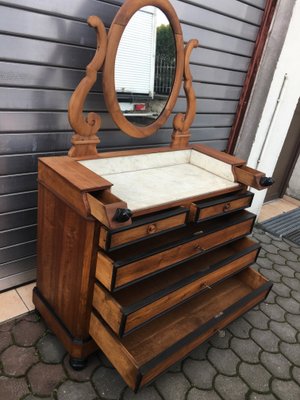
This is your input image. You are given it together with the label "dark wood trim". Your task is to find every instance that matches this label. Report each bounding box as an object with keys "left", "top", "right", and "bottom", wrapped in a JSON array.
[{"left": 226, "top": 0, "right": 278, "bottom": 154}]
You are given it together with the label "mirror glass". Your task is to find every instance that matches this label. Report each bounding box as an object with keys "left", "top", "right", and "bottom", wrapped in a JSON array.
[{"left": 114, "top": 6, "right": 176, "bottom": 126}]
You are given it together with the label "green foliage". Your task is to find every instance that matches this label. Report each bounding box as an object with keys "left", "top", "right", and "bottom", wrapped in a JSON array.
[{"left": 156, "top": 24, "right": 175, "bottom": 61}]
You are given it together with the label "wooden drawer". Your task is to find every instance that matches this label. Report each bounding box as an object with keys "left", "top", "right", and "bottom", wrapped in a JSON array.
[
  {"left": 99, "top": 207, "right": 188, "bottom": 251},
  {"left": 95, "top": 211, "right": 255, "bottom": 291},
  {"left": 90, "top": 267, "right": 272, "bottom": 391},
  {"left": 190, "top": 191, "right": 254, "bottom": 222},
  {"left": 93, "top": 237, "right": 260, "bottom": 336}
]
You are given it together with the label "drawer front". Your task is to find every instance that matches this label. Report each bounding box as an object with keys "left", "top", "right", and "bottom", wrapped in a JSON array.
[
  {"left": 95, "top": 213, "right": 255, "bottom": 291},
  {"left": 191, "top": 191, "right": 253, "bottom": 222},
  {"left": 93, "top": 238, "right": 260, "bottom": 336},
  {"left": 89, "top": 268, "right": 272, "bottom": 391},
  {"left": 99, "top": 207, "right": 188, "bottom": 251}
]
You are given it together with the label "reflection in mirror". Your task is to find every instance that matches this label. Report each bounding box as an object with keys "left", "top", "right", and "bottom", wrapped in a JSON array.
[{"left": 115, "top": 6, "right": 176, "bottom": 126}]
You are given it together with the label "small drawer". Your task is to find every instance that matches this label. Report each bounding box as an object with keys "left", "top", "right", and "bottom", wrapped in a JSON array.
[
  {"left": 99, "top": 207, "right": 188, "bottom": 251},
  {"left": 95, "top": 211, "right": 256, "bottom": 292},
  {"left": 92, "top": 237, "right": 260, "bottom": 336},
  {"left": 190, "top": 191, "right": 254, "bottom": 222},
  {"left": 90, "top": 267, "right": 272, "bottom": 391}
]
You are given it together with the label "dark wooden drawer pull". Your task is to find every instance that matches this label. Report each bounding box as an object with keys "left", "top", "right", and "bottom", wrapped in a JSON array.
[
  {"left": 147, "top": 224, "right": 157, "bottom": 234},
  {"left": 223, "top": 203, "right": 231, "bottom": 212}
]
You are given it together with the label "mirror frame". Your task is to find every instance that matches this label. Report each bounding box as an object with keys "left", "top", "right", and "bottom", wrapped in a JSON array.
[{"left": 103, "top": 0, "right": 184, "bottom": 138}]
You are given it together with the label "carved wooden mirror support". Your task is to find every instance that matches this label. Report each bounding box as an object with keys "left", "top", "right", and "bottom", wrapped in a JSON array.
[{"left": 67, "top": 0, "right": 198, "bottom": 157}]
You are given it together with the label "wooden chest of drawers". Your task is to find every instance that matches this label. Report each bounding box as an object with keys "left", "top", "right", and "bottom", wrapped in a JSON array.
[{"left": 33, "top": 147, "right": 272, "bottom": 391}]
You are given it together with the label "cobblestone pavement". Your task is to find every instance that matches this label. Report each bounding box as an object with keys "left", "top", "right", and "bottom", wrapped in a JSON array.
[{"left": 1, "top": 228, "right": 300, "bottom": 400}]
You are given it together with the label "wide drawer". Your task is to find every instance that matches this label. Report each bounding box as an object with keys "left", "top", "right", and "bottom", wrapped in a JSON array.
[
  {"left": 99, "top": 207, "right": 188, "bottom": 251},
  {"left": 190, "top": 191, "right": 254, "bottom": 222},
  {"left": 93, "top": 237, "right": 260, "bottom": 336},
  {"left": 90, "top": 267, "right": 272, "bottom": 391},
  {"left": 95, "top": 211, "right": 256, "bottom": 291}
]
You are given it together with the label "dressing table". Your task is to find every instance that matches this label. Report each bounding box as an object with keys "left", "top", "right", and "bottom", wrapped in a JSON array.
[{"left": 33, "top": 0, "right": 273, "bottom": 391}]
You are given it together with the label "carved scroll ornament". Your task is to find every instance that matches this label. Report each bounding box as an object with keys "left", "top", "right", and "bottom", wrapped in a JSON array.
[
  {"left": 68, "top": 16, "right": 107, "bottom": 158},
  {"left": 171, "top": 39, "right": 199, "bottom": 148}
]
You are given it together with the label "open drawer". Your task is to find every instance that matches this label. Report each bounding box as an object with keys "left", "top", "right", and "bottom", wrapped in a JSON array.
[
  {"left": 92, "top": 237, "right": 260, "bottom": 336},
  {"left": 90, "top": 267, "right": 272, "bottom": 391},
  {"left": 99, "top": 207, "right": 188, "bottom": 251},
  {"left": 190, "top": 191, "right": 254, "bottom": 222},
  {"left": 95, "top": 211, "right": 256, "bottom": 291}
]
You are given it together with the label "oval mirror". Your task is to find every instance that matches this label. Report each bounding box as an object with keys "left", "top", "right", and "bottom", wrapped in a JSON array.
[{"left": 103, "top": 0, "right": 184, "bottom": 138}]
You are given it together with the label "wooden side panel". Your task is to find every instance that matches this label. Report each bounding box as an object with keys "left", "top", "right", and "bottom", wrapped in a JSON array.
[
  {"left": 36, "top": 183, "right": 98, "bottom": 338},
  {"left": 115, "top": 218, "right": 254, "bottom": 289}
]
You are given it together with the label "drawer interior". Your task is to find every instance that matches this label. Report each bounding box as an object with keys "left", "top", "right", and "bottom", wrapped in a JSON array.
[{"left": 90, "top": 267, "right": 271, "bottom": 391}]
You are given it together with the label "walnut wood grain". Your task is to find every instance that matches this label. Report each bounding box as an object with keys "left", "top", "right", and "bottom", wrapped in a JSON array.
[
  {"left": 89, "top": 269, "right": 270, "bottom": 391},
  {"left": 234, "top": 165, "right": 269, "bottom": 190}
]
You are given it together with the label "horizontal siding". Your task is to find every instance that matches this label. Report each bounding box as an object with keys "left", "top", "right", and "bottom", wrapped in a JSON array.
[{"left": 0, "top": 0, "right": 266, "bottom": 290}]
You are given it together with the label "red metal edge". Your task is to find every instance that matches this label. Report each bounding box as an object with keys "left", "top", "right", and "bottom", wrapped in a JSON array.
[{"left": 226, "top": 0, "right": 278, "bottom": 155}]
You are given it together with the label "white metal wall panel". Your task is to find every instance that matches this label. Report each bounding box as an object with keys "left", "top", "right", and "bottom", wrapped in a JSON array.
[{"left": 0, "top": 0, "right": 266, "bottom": 290}]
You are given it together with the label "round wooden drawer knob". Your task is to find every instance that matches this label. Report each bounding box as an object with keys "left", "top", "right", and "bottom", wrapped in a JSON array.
[
  {"left": 223, "top": 202, "right": 231, "bottom": 212},
  {"left": 147, "top": 224, "right": 157, "bottom": 234}
]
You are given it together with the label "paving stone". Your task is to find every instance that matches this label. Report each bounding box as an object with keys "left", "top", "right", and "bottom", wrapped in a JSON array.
[
  {"left": 124, "top": 386, "right": 162, "bottom": 400},
  {"left": 249, "top": 393, "right": 277, "bottom": 400},
  {"left": 273, "top": 264, "right": 295, "bottom": 277},
  {"left": 265, "top": 290, "right": 276, "bottom": 304},
  {"left": 37, "top": 334, "right": 66, "bottom": 363},
  {"left": 261, "top": 243, "right": 279, "bottom": 254},
  {"left": 214, "top": 375, "right": 248, "bottom": 400},
  {"left": 256, "top": 257, "right": 273, "bottom": 270},
  {"left": 259, "top": 248, "right": 267, "bottom": 257},
  {"left": 0, "top": 331, "right": 12, "bottom": 353},
  {"left": 56, "top": 380, "right": 97, "bottom": 400},
  {"left": 260, "top": 303, "right": 285, "bottom": 322},
  {"left": 279, "top": 250, "right": 299, "bottom": 262},
  {"left": 290, "top": 246, "right": 300, "bottom": 256},
  {"left": 291, "top": 290, "right": 300, "bottom": 303},
  {"left": 261, "top": 268, "right": 282, "bottom": 282},
  {"left": 287, "top": 260, "right": 300, "bottom": 273},
  {"left": 253, "top": 231, "right": 272, "bottom": 244},
  {"left": 269, "top": 320, "right": 298, "bottom": 343},
  {"left": 239, "top": 363, "right": 271, "bottom": 392},
  {"left": 227, "top": 317, "right": 252, "bottom": 339},
  {"left": 0, "top": 376, "right": 30, "bottom": 400},
  {"left": 272, "top": 240, "right": 291, "bottom": 251},
  {"left": 260, "top": 352, "right": 292, "bottom": 379},
  {"left": 276, "top": 296, "right": 300, "bottom": 314},
  {"left": 187, "top": 388, "right": 221, "bottom": 400},
  {"left": 244, "top": 309, "right": 269, "bottom": 329},
  {"left": 251, "top": 329, "right": 279, "bottom": 353},
  {"left": 267, "top": 253, "right": 286, "bottom": 265},
  {"left": 292, "top": 366, "right": 300, "bottom": 385},
  {"left": 231, "top": 337, "right": 261, "bottom": 363},
  {"left": 63, "top": 354, "right": 100, "bottom": 381},
  {"left": 156, "top": 373, "right": 190, "bottom": 400},
  {"left": 92, "top": 366, "right": 126, "bottom": 399},
  {"left": 189, "top": 340, "right": 210, "bottom": 360},
  {"left": 280, "top": 343, "right": 300, "bottom": 367},
  {"left": 272, "top": 379, "right": 300, "bottom": 400},
  {"left": 1, "top": 345, "right": 38, "bottom": 376},
  {"left": 0, "top": 319, "right": 15, "bottom": 332},
  {"left": 12, "top": 319, "right": 46, "bottom": 347},
  {"left": 296, "top": 272, "right": 300, "bottom": 279},
  {"left": 27, "top": 362, "right": 66, "bottom": 396},
  {"left": 207, "top": 348, "right": 239, "bottom": 376},
  {"left": 271, "top": 282, "right": 291, "bottom": 297},
  {"left": 23, "top": 396, "right": 53, "bottom": 400},
  {"left": 97, "top": 351, "right": 113, "bottom": 368},
  {"left": 286, "top": 314, "right": 300, "bottom": 330},
  {"left": 209, "top": 330, "right": 232, "bottom": 349},
  {"left": 282, "top": 276, "right": 300, "bottom": 291},
  {"left": 183, "top": 359, "right": 216, "bottom": 389}
]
